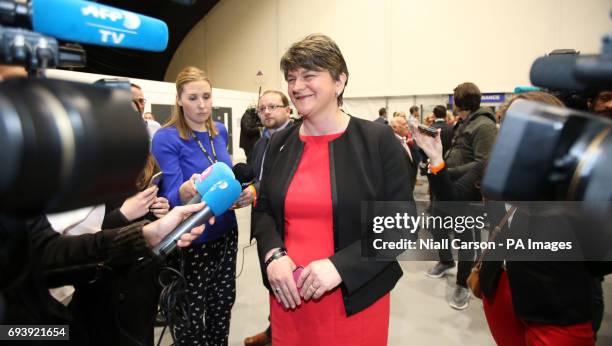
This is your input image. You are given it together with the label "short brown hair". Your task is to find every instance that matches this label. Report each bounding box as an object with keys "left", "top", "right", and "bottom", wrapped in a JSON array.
[
  {"left": 454, "top": 82, "right": 482, "bottom": 112},
  {"left": 164, "top": 66, "right": 218, "bottom": 140},
  {"left": 260, "top": 90, "right": 290, "bottom": 107},
  {"left": 433, "top": 105, "right": 447, "bottom": 119},
  {"left": 280, "top": 34, "right": 349, "bottom": 106}
]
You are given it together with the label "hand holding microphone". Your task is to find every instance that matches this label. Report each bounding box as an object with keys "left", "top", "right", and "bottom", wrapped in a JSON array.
[
  {"left": 153, "top": 162, "right": 241, "bottom": 256},
  {"left": 180, "top": 162, "right": 236, "bottom": 205},
  {"left": 179, "top": 173, "right": 201, "bottom": 205},
  {"left": 142, "top": 203, "right": 207, "bottom": 248},
  {"left": 233, "top": 187, "right": 255, "bottom": 209},
  {"left": 231, "top": 162, "right": 256, "bottom": 209}
]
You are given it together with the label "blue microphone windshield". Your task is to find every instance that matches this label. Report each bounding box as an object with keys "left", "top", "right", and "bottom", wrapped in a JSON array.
[
  {"left": 195, "top": 162, "right": 235, "bottom": 197},
  {"left": 31, "top": 0, "right": 169, "bottom": 52},
  {"left": 202, "top": 179, "right": 242, "bottom": 216},
  {"left": 513, "top": 86, "right": 541, "bottom": 94}
]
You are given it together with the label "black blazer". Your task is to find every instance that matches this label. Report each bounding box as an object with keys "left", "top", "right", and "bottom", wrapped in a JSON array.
[
  {"left": 252, "top": 116, "right": 416, "bottom": 316},
  {"left": 430, "top": 119, "right": 454, "bottom": 156}
]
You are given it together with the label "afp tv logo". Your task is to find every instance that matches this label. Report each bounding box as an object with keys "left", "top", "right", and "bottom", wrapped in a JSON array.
[{"left": 81, "top": 4, "right": 141, "bottom": 44}]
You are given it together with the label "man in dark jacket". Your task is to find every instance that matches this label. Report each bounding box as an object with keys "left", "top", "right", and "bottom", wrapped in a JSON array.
[
  {"left": 426, "top": 82, "right": 497, "bottom": 311},
  {"left": 374, "top": 107, "right": 388, "bottom": 125},
  {"left": 247, "top": 90, "right": 292, "bottom": 193},
  {"left": 429, "top": 105, "right": 454, "bottom": 156},
  {"left": 244, "top": 90, "right": 292, "bottom": 346},
  {"left": 445, "top": 84, "right": 497, "bottom": 182}
]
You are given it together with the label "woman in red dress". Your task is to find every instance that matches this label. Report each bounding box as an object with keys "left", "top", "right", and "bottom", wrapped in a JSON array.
[{"left": 252, "top": 34, "right": 416, "bottom": 345}]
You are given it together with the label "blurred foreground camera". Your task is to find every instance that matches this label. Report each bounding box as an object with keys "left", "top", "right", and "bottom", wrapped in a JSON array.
[
  {"left": 0, "top": 0, "right": 174, "bottom": 214},
  {"left": 482, "top": 100, "right": 612, "bottom": 201},
  {"left": 0, "top": 77, "right": 149, "bottom": 214}
]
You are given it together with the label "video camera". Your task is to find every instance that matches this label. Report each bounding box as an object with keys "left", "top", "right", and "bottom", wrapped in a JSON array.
[
  {"left": 0, "top": 0, "right": 174, "bottom": 214},
  {"left": 482, "top": 22, "right": 612, "bottom": 202}
]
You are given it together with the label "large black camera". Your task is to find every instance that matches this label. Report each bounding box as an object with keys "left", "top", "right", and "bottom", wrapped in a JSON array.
[
  {"left": 0, "top": 78, "right": 149, "bottom": 214},
  {"left": 482, "top": 27, "right": 612, "bottom": 202},
  {"left": 482, "top": 100, "right": 612, "bottom": 201},
  {"left": 0, "top": 0, "right": 182, "bottom": 326}
]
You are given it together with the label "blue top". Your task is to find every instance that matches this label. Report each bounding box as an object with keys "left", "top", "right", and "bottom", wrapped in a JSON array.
[{"left": 151, "top": 122, "right": 237, "bottom": 243}]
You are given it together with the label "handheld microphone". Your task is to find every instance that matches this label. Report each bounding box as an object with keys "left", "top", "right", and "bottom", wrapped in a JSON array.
[
  {"left": 153, "top": 178, "right": 242, "bottom": 257},
  {"left": 184, "top": 162, "right": 235, "bottom": 205},
  {"left": 31, "top": 0, "right": 169, "bottom": 52},
  {"left": 232, "top": 163, "right": 255, "bottom": 189}
]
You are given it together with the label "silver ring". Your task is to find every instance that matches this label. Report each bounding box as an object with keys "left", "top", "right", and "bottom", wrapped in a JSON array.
[{"left": 275, "top": 288, "right": 281, "bottom": 293}]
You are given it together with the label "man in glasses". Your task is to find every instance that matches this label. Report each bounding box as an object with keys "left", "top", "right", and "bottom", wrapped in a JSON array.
[
  {"left": 248, "top": 90, "right": 293, "bottom": 184},
  {"left": 244, "top": 90, "right": 292, "bottom": 346},
  {"left": 131, "top": 82, "right": 161, "bottom": 141}
]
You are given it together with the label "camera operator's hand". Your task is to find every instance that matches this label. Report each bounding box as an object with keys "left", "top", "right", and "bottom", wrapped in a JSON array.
[
  {"left": 120, "top": 186, "right": 158, "bottom": 222},
  {"left": 414, "top": 128, "right": 444, "bottom": 166},
  {"left": 150, "top": 197, "right": 170, "bottom": 219},
  {"left": 179, "top": 173, "right": 200, "bottom": 205},
  {"left": 142, "top": 202, "right": 213, "bottom": 248}
]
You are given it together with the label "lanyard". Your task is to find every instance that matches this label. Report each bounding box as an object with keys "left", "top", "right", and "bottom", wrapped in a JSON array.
[{"left": 192, "top": 132, "right": 218, "bottom": 165}]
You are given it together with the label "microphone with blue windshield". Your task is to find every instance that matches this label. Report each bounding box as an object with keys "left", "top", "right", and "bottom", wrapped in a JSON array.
[
  {"left": 30, "top": 0, "right": 169, "bottom": 52},
  {"left": 153, "top": 178, "right": 242, "bottom": 257},
  {"left": 184, "top": 162, "right": 235, "bottom": 205}
]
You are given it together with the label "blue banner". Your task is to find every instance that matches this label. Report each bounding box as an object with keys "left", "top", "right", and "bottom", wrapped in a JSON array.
[{"left": 449, "top": 93, "right": 506, "bottom": 105}]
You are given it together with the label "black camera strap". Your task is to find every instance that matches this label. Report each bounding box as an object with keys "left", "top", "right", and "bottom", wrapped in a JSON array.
[{"left": 192, "top": 132, "right": 218, "bottom": 165}]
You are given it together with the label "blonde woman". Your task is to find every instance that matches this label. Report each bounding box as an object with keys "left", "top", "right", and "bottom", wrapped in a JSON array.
[{"left": 152, "top": 66, "right": 252, "bottom": 345}]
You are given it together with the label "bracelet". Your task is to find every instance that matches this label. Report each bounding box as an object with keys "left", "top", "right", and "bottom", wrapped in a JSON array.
[
  {"left": 265, "top": 248, "right": 287, "bottom": 268},
  {"left": 247, "top": 184, "right": 257, "bottom": 207},
  {"left": 429, "top": 161, "right": 445, "bottom": 174}
]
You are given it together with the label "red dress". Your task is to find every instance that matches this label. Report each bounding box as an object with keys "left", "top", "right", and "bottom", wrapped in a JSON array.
[{"left": 270, "top": 132, "right": 390, "bottom": 346}]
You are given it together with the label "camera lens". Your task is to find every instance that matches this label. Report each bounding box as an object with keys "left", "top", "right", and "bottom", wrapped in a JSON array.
[
  {"left": 483, "top": 99, "right": 612, "bottom": 201},
  {"left": 0, "top": 78, "right": 149, "bottom": 214}
]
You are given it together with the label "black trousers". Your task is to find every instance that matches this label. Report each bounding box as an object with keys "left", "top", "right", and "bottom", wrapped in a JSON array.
[
  {"left": 430, "top": 206, "right": 480, "bottom": 287},
  {"left": 170, "top": 228, "right": 238, "bottom": 346}
]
